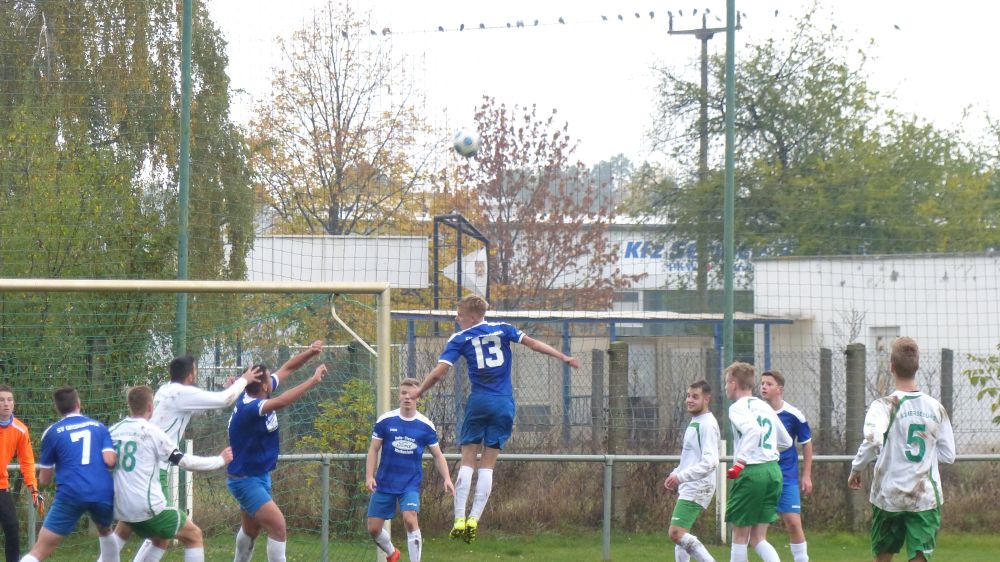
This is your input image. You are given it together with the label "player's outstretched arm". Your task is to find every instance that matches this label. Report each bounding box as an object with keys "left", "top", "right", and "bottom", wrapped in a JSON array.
[
  {"left": 261, "top": 363, "right": 327, "bottom": 414},
  {"left": 274, "top": 340, "right": 324, "bottom": 382},
  {"left": 415, "top": 363, "right": 450, "bottom": 400},
  {"left": 429, "top": 444, "right": 455, "bottom": 496},
  {"left": 183, "top": 365, "right": 263, "bottom": 411},
  {"left": 520, "top": 336, "right": 581, "bottom": 368},
  {"left": 365, "top": 438, "right": 382, "bottom": 493}
]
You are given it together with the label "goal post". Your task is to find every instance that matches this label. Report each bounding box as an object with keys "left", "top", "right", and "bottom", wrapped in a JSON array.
[
  {"left": 0, "top": 278, "right": 392, "bottom": 561},
  {"left": 0, "top": 278, "right": 393, "bottom": 414}
]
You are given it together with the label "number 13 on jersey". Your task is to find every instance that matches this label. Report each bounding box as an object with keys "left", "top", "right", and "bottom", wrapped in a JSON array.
[{"left": 471, "top": 335, "right": 504, "bottom": 369}]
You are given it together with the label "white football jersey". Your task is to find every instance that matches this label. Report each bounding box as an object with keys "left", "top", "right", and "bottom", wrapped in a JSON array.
[
  {"left": 851, "top": 390, "right": 956, "bottom": 512},
  {"left": 108, "top": 417, "right": 185, "bottom": 522},
  {"left": 151, "top": 379, "right": 247, "bottom": 450},
  {"left": 671, "top": 411, "right": 720, "bottom": 508},
  {"left": 729, "top": 396, "right": 792, "bottom": 465}
]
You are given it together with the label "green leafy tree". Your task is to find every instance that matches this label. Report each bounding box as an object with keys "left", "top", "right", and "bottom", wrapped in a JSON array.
[
  {"left": 0, "top": 1, "right": 255, "bottom": 407},
  {"left": 638, "top": 11, "right": 999, "bottom": 272}
]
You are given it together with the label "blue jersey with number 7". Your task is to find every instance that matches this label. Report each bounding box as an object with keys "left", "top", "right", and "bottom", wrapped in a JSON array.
[
  {"left": 38, "top": 414, "right": 115, "bottom": 504},
  {"left": 439, "top": 321, "right": 524, "bottom": 397}
]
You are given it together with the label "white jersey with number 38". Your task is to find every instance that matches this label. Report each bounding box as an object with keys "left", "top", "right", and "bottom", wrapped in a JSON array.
[{"left": 851, "top": 390, "right": 956, "bottom": 512}]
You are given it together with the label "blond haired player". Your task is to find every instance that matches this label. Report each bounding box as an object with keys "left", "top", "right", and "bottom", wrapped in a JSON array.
[
  {"left": 108, "top": 386, "right": 231, "bottom": 562},
  {"left": 849, "top": 337, "right": 956, "bottom": 561},
  {"left": 663, "top": 380, "right": 718, "bottom": 562},
  {"left": 724, "top": 362, "right": 792, "bottom": 562},
  {"left": 415, "top": 295, "right": 580, "bottom": 543}
]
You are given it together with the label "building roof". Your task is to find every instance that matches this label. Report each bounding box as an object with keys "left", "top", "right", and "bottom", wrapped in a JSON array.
[{"left": 392, "top": 309, "right": 796, "bottom": 325}]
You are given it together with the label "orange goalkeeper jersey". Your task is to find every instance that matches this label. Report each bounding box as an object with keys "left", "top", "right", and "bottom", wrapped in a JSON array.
[{"left": 0, "top": 417, "right": 37, "bottom": 490}]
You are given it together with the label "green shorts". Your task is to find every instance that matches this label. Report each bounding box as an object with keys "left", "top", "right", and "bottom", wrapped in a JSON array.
[
  {"left": 725, "top": 461, "right": 781, "bottom": 526},
  {"left": 129, "top": 506, "right": 186, "bottom": 540},
  {"left": 669, "top": 499, "right": 704, "bottom": 530},
  {"left": 871, "top": 505, "right": 940, "bottom": 560}
]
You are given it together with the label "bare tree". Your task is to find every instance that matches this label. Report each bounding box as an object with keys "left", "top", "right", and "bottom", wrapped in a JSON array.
[{"left": 249, "top": 2, "right": 433, "bottom": 235}]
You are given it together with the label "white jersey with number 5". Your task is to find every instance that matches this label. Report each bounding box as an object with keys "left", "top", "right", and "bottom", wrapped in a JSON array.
[
  {"left": 851, "top": 390, "right": 956, "bottom": 512},
  {"left": 729, "top": 396, "right": 792, "bottom": 465}
]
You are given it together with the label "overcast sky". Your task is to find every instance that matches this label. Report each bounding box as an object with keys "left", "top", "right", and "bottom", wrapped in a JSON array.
[{"left": 209, "top": 0, "right": 1000, "bottom": 167}]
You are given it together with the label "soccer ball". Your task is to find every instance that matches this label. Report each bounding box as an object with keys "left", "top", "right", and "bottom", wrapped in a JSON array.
[{"left": 453, "top": 129, "right": 481, "bottom": 158}]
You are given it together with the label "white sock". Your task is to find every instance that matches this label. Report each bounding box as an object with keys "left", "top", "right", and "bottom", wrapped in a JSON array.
[
  {"left": 407, "top": 529, "right": 422, "bottom": 562},
  {"left": 183, "top": 548, "right": 204, "bottom": 562},
  {"left": 373, "top": 528, "right": 395, "bottom": 556},
  {"left": 469, "top": 468, "right": 494, "bottom": 519},
  {"left": 19, "top": 556, "right": 40, "bottom": 562},
  {"left": 730, "top": 542, "right": 748, "bottom": 562},
  {"left": 791, "top": 541, "right": 809, "bottom": 562},
  {"left": 145, "top": 546, "right": 167, "bottom": 562},
  {"left": 679, "top": 533, "right": 714, "bottom": 562},
  {"left": 753, "top": 540, "right": 780, "bottom": 562},
  {"left": 454, "top": 465, "right": 474, "bottom": 519},
  {"left": 234, "top": 527, "right": 256, "bottom": 562},
  {"left": 675, "top": 544, "right": 691, "bottom": 562},
  {"left": 131, "top": 539, "right": 153, "bottom": 562},
  {"left": 266, "top": 537, "right": 286, "bottom": 562},
  {"left": 99, "top": 535, "right": 121, "bottom": 562}
]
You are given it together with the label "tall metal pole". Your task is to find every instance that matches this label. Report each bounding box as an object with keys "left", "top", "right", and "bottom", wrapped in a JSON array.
[
  {"left": 669, "top": 14, "right": 732, "bottom": 311},
  {"left": 175, "top": 0, "right": 192, "bottom": 355},
  {"left": 723, "top": 2, "right": 737, "bottom": 369}
]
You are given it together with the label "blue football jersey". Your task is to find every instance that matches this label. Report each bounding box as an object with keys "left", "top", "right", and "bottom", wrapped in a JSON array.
[
  {"left": 372, "top": 409, "right": 439, "bottom": 494},
  {"left": 228, "top": 374, "right": 281, "bottom": 477},
  {"left": 38, "top": 414, "right": 115, "bottom": 504},
  {"left": 438, "top": 321, "right": 524, "bottom": 396},
  {"left": 776, "top": 402, "right": 812, "bottom": 483}
]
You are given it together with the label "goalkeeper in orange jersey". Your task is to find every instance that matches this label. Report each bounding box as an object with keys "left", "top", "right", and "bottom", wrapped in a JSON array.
[{"left": 0, "top": 384, "right": 41, "bottom": 562}]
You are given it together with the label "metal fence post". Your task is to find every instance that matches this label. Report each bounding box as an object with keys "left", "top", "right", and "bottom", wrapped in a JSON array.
[
  {"left": 819, "top": 347, "right": 833, "bottom": 450},
  {"left": 591, "top": 349, "right": 605, "bottom": 453},
  {"left": 321, "top": 457, "right": 330, "bottom": 562},
  {"left": 607, "top": 341, "right": 629, "bottom": 524},
  {"left": 941, "top": 348, "right": 953, "bottom": 416},
  {"left": 602, "top": 456, "right": 613, "bottom": 561},
  {"left": 844, "top": 342, "right": 866, "bottom": 531}
]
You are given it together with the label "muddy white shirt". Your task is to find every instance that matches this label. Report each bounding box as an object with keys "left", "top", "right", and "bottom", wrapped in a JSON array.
[
  {"left": 670, "top": 411, "right": 720, "bottom": 508},
  {"left": 851, "top": 390, "right": 956, "bottom": 512},
  {"left": 729, "top": 396, "right": 792, "bottom": 465}
]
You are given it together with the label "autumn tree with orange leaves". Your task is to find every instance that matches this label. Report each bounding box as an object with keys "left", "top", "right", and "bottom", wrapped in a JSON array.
[{"left": 438, "top": 96, "right": 640, "bottom": 311}]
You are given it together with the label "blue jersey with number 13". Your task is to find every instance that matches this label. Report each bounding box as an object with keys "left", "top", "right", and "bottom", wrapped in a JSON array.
[{"left": 439, "top": 321, "right": 524, "bottom": 397}]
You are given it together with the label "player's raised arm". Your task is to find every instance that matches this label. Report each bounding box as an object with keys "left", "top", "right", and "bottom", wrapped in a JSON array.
[
  {"left": 261, "top": 363, "right": 327, "bottom": 414},
  {"left": 274, "top": 340, "right": 324, "bottom": 382},
  {"left": 520, "top": 336, "right": 580, "bottom": 368},
  {"left": 415, "top": 362, "right": 451, "bottom": 399}
]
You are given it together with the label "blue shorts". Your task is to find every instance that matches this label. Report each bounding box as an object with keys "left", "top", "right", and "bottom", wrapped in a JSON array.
[
  {"left": 43, "top": 499, "right": 114, "bottom": 536},
  {"left": 227, "top": 474, "right": 273, "bottom": 517},
  {"left": 367, "top": 490, "right": 420, "bottom": 520},
  {"left": 460, "top": 394, "right": 515, "bottom": 449},
  {"left": 777, "top": 477, "right": 801, "bottom": 513}
]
